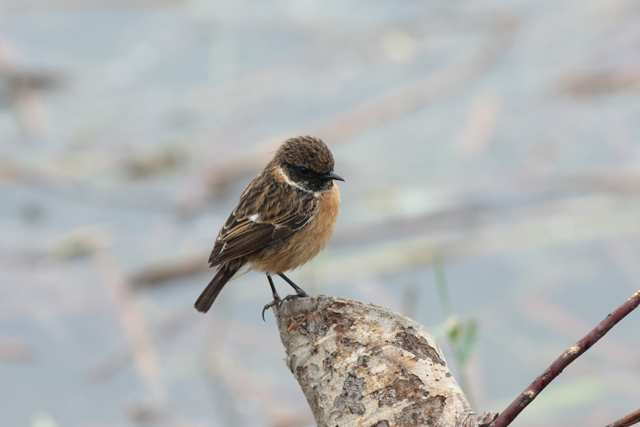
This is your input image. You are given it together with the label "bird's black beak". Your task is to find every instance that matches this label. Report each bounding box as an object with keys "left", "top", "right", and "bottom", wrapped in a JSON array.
[{"left": 325, "top": 171, "right": 345, "bottom": 182}]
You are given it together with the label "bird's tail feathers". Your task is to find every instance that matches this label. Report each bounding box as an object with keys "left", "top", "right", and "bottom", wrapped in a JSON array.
[{"left": 194, "top": 264, "right": 239, "bottom": 313}]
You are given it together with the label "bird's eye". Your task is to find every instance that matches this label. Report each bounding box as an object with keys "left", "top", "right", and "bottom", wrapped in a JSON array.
[{"left": 299, "top": 166, "right": 310, "bottom": 175}]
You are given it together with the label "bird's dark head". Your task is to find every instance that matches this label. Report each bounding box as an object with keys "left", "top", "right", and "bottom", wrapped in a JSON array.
[{"left": 272, "top": 136, "right": 344, "bottom": 193}]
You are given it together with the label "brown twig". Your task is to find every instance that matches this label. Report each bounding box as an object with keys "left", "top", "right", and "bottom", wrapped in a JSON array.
[
  {"left": 129, "top": 255, "right": 208, "bottom": 288},
  {"left": 558, "top": 67, "right": 640, "bottom": 96},
  {"left": 490, "top": 288, "right": 640, "bottom": 427},
  {"left": 606, "top": 408, "right": 640, "bottom": 427}
]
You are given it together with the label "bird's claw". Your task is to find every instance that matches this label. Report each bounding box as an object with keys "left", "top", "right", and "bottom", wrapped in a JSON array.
[
  {"left": 261, "top": 292, "right": 312, "bottom": 321},
  {"left": 262, "top": 297, "right": 282, "bottom": 321}
]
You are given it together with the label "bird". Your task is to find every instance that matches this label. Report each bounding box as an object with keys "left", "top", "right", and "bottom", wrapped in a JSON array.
[{"left": 194, "top": 135, "right": 343, "bottom": 317}]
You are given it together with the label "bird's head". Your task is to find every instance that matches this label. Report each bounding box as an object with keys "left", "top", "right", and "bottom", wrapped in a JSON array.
[{"left": 271, "top": 136, "right": 344, "bottom": 193}]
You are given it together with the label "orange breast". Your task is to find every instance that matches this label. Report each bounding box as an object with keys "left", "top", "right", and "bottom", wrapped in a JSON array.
[{"left": 252, "top": 185, "right": 340, "bottom": 273}]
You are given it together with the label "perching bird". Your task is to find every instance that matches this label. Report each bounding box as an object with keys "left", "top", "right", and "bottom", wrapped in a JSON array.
[{"left": 194, "top": 136, "right": 343, "bottom": 316}]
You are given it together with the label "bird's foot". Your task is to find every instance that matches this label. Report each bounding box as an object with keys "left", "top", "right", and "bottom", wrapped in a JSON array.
[
  {"left": 292, "top": 287, "right": 309, "bottom": 298},
  {"left": 262, "top": 297, "right": 282, "bottom": 322},
  {"left": 282, "top": 293, "right": 308, "bottom": 302}
]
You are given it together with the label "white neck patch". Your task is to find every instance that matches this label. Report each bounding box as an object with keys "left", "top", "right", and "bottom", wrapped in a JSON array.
[{"left": 277, "top": 166, "right": 319, "bottom": 196}]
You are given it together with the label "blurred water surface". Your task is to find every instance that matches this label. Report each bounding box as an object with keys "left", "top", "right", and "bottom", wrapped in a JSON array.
[{"left": 1, "top": 0, "right": 640, "bottom": 426}]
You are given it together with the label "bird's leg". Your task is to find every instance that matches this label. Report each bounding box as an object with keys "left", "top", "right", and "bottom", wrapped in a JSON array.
[
  {"left": 262, "top": 274, "right": 282, "bottom": 321},
  {"left": 278, "top": 273, "right": 310, "bottom": 302}
]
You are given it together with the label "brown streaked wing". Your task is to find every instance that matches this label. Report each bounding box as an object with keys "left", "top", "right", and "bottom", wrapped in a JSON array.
[
  {"left": 208, "top": 209, "right": 239, "bottom": 264},
  {"left": 208, "top": 200, "right": 316, "bottom": 266}
]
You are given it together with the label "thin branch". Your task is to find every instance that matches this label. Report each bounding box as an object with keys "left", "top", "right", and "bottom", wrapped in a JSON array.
[
  {"left": 491, "top": 288, "right": 640, "bottom": 427},
  {"left": 606, "top": 408, "right": 640, "bottom": 427}
]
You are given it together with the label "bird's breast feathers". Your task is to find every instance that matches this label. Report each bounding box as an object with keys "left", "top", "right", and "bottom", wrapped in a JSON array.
[{"left": 251, "top": 184, "right": 340, "bottom": 273}]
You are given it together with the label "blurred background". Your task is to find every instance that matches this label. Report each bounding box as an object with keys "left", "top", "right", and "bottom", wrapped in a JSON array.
[{"left": 1, "top": 0, "right": 640, "bottom": 426}]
